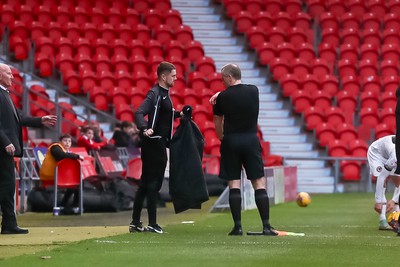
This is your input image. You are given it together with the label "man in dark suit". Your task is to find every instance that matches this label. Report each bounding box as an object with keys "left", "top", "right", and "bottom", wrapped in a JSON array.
[{"left": 0, "top": 63, "right": 56, "bottom": 234}]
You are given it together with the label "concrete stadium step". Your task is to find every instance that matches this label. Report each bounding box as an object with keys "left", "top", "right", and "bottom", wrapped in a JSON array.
[
  {"left": 173, "top": 0, "right": 211, "bottom": 6},
  {"left": 215, "top": 61, "right": 255, "bottom": 70},
  {"left": 177, "top": 6, "right": 215, "bottom": 14},
  {"left": 260, "top": 101, "right": 283, "bottom": 109},
  {"left": 181, "top": 14, "right": 222, "bottom": 22},
  {"left": 198, "top": 38, "right": 237, "bottom": 46},
  {"left": 194, "top": 29, "right": 233, "bottom": 38},
  {"left": 246, "top": 77, "right": 268, "bottom": 85},
  {"left": 258, "top": 85, "right": 272, "bottom": 92},
  {"left": 46, "top": 89, "right": 56, "bottom": 101},
  {"left": 298, "top": 168, "right": 332, "bottom": 176},
  {"left": 259, "top": 118, "right": 295, "bottom": 126},
  {"left": 99, "top": 122, "right": 111, "bottom": 133},
  {"left": 261, "top": 126, "right": 301, "bottom": 134},
  {"left": 265, "top": 134, "right": 307, "bottom": 143},
  {"left": 274, "top": 151, "right": 319, "bottom": 157},
  {"left": 271, "top": 143, "right": 313, "bottom": 151},
  {"left": 203, "top": 46, "right": 244, "bottom": 54},
  {"left": 188, "top": 22, "right": 225, "bottom": 30},
  {"left": 259, "top": 109, "right": 289, "bottom": 117},
  {"left": 207, "top": 53, "right": 248, "bottom": 61},
  {"left": 259, "top": 93, "right": 277, "bottom": 101},
  {"left": 72, "top": 105, "right": 85, "bottom": 116},
  {"left": 298, "top": 176, "right": 334, "bottom": 184},
  {"left": 285, "top": 159, "right": 326, "bottom": 168},
  {"left": 59, "top": 97, "right": 71, "bottom": 104},
  {"left": 297, "top": 185, "right": 336, "bottom": 193}
]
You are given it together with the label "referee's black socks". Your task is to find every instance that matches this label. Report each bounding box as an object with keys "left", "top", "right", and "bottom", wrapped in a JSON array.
[
  {"left": 255, "top": 189, "right": 270, "bottom": 227},
  {"left": 229, "top": 188, "right": 242, "bottom": 227}
]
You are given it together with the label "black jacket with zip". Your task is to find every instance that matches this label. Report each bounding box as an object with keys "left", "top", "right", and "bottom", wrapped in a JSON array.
[{"left": 135, "top": 84, "right": 180, "bottom": 140}]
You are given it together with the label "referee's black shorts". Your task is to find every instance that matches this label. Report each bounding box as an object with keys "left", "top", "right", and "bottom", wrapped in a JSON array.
[{"left": 219, "top": 133, "right": 264, "bottom": 181}]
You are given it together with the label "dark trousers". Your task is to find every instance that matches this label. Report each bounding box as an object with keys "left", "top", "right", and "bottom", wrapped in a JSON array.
[
  {"left": 0, "top": 153, "right": 17, "bottom": 228},
  {"left": 132, "top": 138, "right": 167, "bottom": 225}
]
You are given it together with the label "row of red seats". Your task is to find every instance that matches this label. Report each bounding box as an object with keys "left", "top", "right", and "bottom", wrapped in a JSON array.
[
  {"left": 336, "top": 43, "right": 400, "bottom": 63},
  {"left": 1, "top": 0, "right": 171, "bottom": 15},
  {"left": 2, "top": 5, "right": 182, "bottom": 29},
  {"left": 234, "top": 11, "right": 312, "bottom": 33},
  {"left": 246, "top": 25, "right": 313, "bottom": 48},
  {"left": 269, "top": 57, "right": 333, "bottom": 80},
  {"left": 224, "top": 0, "right": 303, "bottom": 17},
  {"left": 307, "top": 0, "right": 399, "bottom": 18},
  {"left": 320, "top": 12, "right": 400, "bottom": 31},
  {"left": 321, "top": 27, "right": 400, "bottom": 47}
]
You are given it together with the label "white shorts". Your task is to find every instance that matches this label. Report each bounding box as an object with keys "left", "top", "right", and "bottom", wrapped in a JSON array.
[{"left": 367, "top": 147, "right": 386, "bottom": 177}]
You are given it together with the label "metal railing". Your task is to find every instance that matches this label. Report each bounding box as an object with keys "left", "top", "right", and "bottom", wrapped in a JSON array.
[{"left": 283, "top": 156, "right": 370, "bottom": 193}]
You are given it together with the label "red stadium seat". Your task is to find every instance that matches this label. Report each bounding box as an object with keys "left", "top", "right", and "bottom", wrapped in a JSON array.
[
  {"left": 1, "top": 4, "right": 15, "bottom": 25},
  {"left": 91, "top": 7, "right": 106, "bottom": 27},
  {"left": 388, "top": 0, "right": 400, "bottom": 13},
  {"left": 320, "top": 12, "right": 339, "bottom": 30},
  {"left": 384, "top": 13, "right": 400, "bottom": 30},
  {"left": 255, "top": 11, "right": 273, "bottom": 31},
  {"left": 126, "top": 9, "right": 140, "bottom": 28},
  {"left": 337, "top": 90, "right": 357, "bottom": 112},
  {"left": 319, "top": 74, "right": 339, "bottom": 96},
  {"left": 341, "top": 28, "right": 361, "bottom": 47},
  {"left": 360, "top": 107, "right": 380, "bottom": 128},
  {"left": 293, "top": 12, "right": 312, "bottom": 29},
  {"left": 90, "top": 87, "right": 108, "bottom": 111},
  {"left": 381, "top": 44, "right": 399, "bottom": 63},
  {"left": 128, "top": 87, "right": 146, "bottom": 109},
  {"left": 200, "top": 88, "right": 214, "bottom": 106},
  {"left": 319, "top": 43, "right": 337, "bottom": 64},
  {"left": 347, "top": 0, "right": 367, "bottom": 19},
  {"left": 280, "top": 73, "right": 300, "bottom": 97},
  {"left": 362, "top": 28, "right": 380, "bottom": 46},
  {"left": 339, "top": 43, "right": 358, "bottom": 62},
  {"left": 348, "top": 139, "right": 368, "bottom": 157},
  {"left": 165, "top": 40, "right": 185, "bottom": 59},
  {"left": 286, "top": 0, "right": 302, "bottom": 15},
  {"left": 380, "top": 107, "right": 396, "bottom": 130},
  {"left": 336, "top": 123, "right": 358, "bottom": 143},
  {"left": 223, "top": 0, "right": 243, "bottom": 17},
  {"left": 380, "top": 59, "right": 399, "bottom": 77},
  {"left": 382, "top": 75, "right": 399, "bottom": 93},
  {"left": 321, "top": 28, "right": 340, "bottom": 48},
  {"left": 256, "top": 42, "right": 276, "bottom": 65},
  {"left": 375, "top": 123, "right": 394, "bottom": 139},
  {"left": 325, "top": 106, "right": 345, "bottom": 127},
  {"left": 112, "top": 54, "right": 130, "bottom": 73},
  {"left": 291, "top": 90, "right": 312, "bottom": 113},
  {"left": 195, "top": 56, "right": 216, "bottom": 76},
  {"left": 278, "top": 42, "right": 296, "bottom": 61},
  {"left": 110, "top": 87, "right": 128, "bottom": 106},
  {"left": 208, "top": 72, "right": 225, "bottom": 93},
  {"left": 361, "top": 75, "right": 381, "bottom": 95},
  {"left": 328, "top": 139, "right": 349, "bottom": 157},
  {"left": 37, "top": 5, "right": 53, "bottom": 25},
  {"left": 164, "top": 9, "right": 183, "bottom": 29},
  {"left": 288, "top": 27, "right": 308, "bottom": 46},
  {"left": 82, "top": 23, "right": 99, "bottom": 43},
  {"left": 108, "top": 7, "right": 124, "bottom": 27},
  {"left": 304, "top": 106, "right": 324, "bottom": 130},
  {"left": 35, "top": 53, "right": 54, "bottom": 77},
  {"left": 188, "top": 72, "right": 208, "bottom": 91},
  {"left": 31, "top": 21, "right": 46, "bottom": 42},
  {"left": 270, "top": 58, "right": 290, "bottom": 80},
  {"left": 361, "top": 13, "right": 381, "bottom": 31},
  {"left": 174, "top": 24, "right": 194, "bottom": 43},
  {"left": 153, "top": 24, "right": 174, "bottom": 45},
  {"left": 340, "top": 13, "right": 359, "bottom": 29},
  {"left": 234, "top": 11, "right": 254, "bottom": 33},
  {"left": 300, "top": 74, "right": 319, "bottom": 95},
  {"left": 341, "top": 75, "right": 360, "bottom": 96},
  {"left": 367, "top": 0, "right": 386, "bottom": 17},
  {"left": 183, "top": 88, "right": 200, "bottom": 107},
  {"left": 63, "top": 69, "right": 81, "bottom": 94},
  {"left": 116, "top": 104, "right": 134, "bottom": 121},
  {"left": 115, "top": 70, "right": 133, "bottom": 89},
  {"left": 143, "top": 9, "right": 163, "bottom": 29},
  {"left": 308, "top": 0, "right": 326, "bottom": 18},
  {"left": 268, "top": 27, "right": 287, "bottom": 46},
  {"left": 246, "top": 26, "right": 267, "bottom": 48},
  {"left": 291, "top": 58, "right": 310, "bottom": 77},
  {"left": 316, "top": 122, "right": 338, "bottom": 147},
  {"left": 313, "top": 90, "right": 331, "bottom": 110},
  {"left": 327, "top": 0, "right": 347, "bottom": 17},
  {"left": 185, "top": 40, "right": 205, "bottom": 62},
  {"left": 297, "top": 42, "right": 315, "bottom": 61},
  {"left": 359, "top": 59, "right": 378, "bottom": 78},
  {"left": 341, "top": 160, "right": 361, "bottom": 181},
  {"left": 381, "top": 90, "right": 397, "bottom": 109},
  {"left": 80, "top": 70, "right": 97, "bottom": 92},
  {"left": 274, "top": 11, "right": 292, "bottom": 31},
  {"left": 311, "top": 58, "right": 331, "bottom": 77},
  {"left": 338, "top": 59, "right": 357, "bottom": 77},
  {"left": 360, "top": 43, "right": 379, "bottom": 62},
  {"left": 245, "top": 0, "right": 263, "bottom": 15}
]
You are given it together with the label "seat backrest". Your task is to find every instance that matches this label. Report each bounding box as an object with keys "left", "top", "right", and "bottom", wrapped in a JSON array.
[
  {"left": 56, "top": 159, "right": 81, "bottom": 187},
  {"left": 126, "top": 157, "right": 142, "bottom": 180}
]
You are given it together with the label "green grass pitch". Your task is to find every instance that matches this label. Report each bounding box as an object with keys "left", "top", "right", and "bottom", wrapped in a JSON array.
[{"left": 1, "top": 193, "right": 398, "bottom": 267}]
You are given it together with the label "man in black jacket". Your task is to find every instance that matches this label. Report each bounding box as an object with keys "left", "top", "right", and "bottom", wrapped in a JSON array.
[
  {"left": 211, "top": 63, "right": 277, "bottom": 236},
  {"left": 129, "top": 62, "right": 182, "bottom": 234},
  {"left": 0, "top": 63, "right": 56, "bottom": 234}
]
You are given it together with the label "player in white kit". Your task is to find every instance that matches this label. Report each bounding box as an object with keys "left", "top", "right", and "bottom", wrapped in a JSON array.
[{"left": 367, "top": 135, "right": 400, "bottom": 230}]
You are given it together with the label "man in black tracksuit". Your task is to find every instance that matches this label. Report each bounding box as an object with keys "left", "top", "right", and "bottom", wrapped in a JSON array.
[
  {"left": 129, "top": 62, "right": 182, "bottom": 234},
  {"left": 212, "top": 63, "right": 277, "bottom": 236}
]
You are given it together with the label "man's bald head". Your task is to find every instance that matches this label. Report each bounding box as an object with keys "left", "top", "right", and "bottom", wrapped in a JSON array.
[
  {"left": 221, "top": 64, "right": 241, "bottom": 80},
  {"left": 0, "top": 63, "right": 13, "bottom": 88}
]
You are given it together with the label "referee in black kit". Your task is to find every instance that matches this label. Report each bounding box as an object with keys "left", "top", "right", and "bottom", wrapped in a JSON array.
[{"left": 211, "top": 63, "right": 277, "bottom": 236}]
